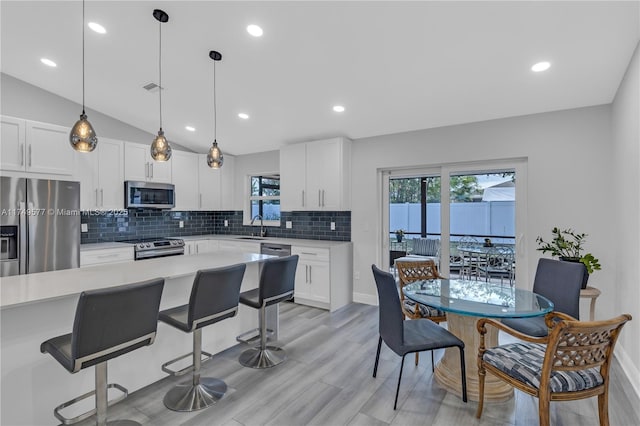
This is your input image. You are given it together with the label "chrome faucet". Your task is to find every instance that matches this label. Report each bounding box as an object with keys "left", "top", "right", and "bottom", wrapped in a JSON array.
[{"left": 251, "top": 214, "right": 266, "bottom": 237}]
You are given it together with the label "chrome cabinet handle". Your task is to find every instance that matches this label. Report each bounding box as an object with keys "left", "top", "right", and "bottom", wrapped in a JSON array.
[
  {"left": 309, "top": 265, "right": 312, "bottom": 283},
  {"left": 100, "top": 189, "right": 104, "bottom": 207},
  {"left": 20, "top": 144, "right": 24, "bottom": 166},
  {"left": 150, "top": 163, "right": 154, "bottom": 178},
  {"left": 199, "top": 194, "right": 202, "bottom": 208},
  {"left": 145, "top": 162, "right": 149, "bottom": 178},
  {"left": 322, "top": 190, "right": 325, "bottom": 207},
  {"left": 28, "top": 145, "right": 32, "bottom": 167},
  {"left": 305, "top": 265, "right": 309, "bottom": 283},
  {"left": 95, "top": 189, "right": 99, "bottom": 207},
  {"left": 301, "top": 190, "right": 305, "bottom": 207},
  {"left": 318, "top": 190, "right": 321, "bottom": 207},
  {"left": 301, "top": 252, "right": 317, "bottom": 256}
]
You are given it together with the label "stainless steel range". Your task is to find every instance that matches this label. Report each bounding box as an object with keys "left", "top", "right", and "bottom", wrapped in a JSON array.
[{"left": 120, "top": 237, "right": 185, "bottom": 260}]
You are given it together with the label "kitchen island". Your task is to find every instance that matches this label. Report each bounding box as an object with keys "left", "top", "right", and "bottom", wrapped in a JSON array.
[{"left": 1, "top": 251, "right": 274, "bottom": 426}]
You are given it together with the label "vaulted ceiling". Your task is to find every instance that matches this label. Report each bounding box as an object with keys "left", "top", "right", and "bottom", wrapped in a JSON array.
[{"left": 2, "top": 1, "right": 639, "bottom": 155}]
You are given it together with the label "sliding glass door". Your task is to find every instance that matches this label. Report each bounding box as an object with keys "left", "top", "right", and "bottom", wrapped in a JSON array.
[{"left": 381, "top": 159, "right": 528, "bottom": 286}]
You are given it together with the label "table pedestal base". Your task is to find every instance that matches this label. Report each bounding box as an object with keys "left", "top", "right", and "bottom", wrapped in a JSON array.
[{"left": 434, "top": 312, "right": 513, "bottom": 402}]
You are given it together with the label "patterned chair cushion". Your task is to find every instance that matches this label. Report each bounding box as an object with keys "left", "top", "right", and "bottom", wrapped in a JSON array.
[
  {"left": 483, "top": 343, "right": 603, "bottom": 393},
  {"left": 412, "top": 238, "right": 440, "bottom": 256},
  {"left": 403, "top": 299, "right": 445, "bottom": 318}
]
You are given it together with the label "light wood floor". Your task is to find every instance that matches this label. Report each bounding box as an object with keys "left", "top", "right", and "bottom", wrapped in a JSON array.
[{"left": 77, "top": 302, "right": 640, "bottom": 426}]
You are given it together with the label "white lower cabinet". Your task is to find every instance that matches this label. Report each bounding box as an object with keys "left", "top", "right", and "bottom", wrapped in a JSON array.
[
  {"left": 184, "top": 239, "right": 216, "bottom": 255},
  {"left": 292, "top": 243, "right": 352, "bottom": 312},
  {"left": 80, "top": 246, "right": 134, "bottom": 267},
  {"left": 217, "top": 240, "right": 261, "bottom": 254}
]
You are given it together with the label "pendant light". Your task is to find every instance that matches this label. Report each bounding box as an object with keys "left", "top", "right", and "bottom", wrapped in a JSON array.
[
  {"left": 207, "top": 50, "right": 224, "bottom": 168},
  {"left": 69, "top": 0, "right": 98, "bottom": 152},
  {"left": 150, "top": 9, "right": 172, "bottom": 162}
]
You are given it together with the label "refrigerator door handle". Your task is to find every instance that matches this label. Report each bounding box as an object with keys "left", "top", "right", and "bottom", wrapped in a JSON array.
[{"left": 18, "top": 201, "right": 27, "bottom": 275}]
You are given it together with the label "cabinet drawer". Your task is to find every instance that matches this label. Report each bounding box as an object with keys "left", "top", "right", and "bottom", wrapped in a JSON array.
[
  {"left": 81, "top": 247, "right": 134, "bottom": 267},
  {"left": 292, "top": 247, "right": 330, "bottom": 262}
]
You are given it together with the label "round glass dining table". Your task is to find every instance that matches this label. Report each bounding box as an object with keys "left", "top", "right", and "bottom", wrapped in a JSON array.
[{"left": 403, "top": 279, "right": 553, "bottom": 402}]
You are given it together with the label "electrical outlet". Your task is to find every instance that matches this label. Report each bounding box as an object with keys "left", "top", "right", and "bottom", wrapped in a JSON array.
[
  {"left": 330, "top": 222, "right": 336, "bottom": 231},
  {"left": 286, "top": 221, "right": 292, "bottom": 229},
  {"left": 81, "top": 223, "right": 88, "bottom": 233},
  {"left": 179, "top": 221, "right": 184, "bottom": 228},
  {"left": 224, "top": 219, "right": 229, "bottom": 227}
]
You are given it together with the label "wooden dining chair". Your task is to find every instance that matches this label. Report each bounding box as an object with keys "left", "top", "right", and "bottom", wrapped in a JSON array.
[
  {"left": 476, "top": 311, "right": 632, "bottom": 426},
  {"left": 395, "top": 259, "right": 447, "bottom": 367}
]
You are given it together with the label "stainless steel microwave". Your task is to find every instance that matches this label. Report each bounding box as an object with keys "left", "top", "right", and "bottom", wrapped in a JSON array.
[{"left": 124, "top": 181, "right": 175, "bottom": 209}]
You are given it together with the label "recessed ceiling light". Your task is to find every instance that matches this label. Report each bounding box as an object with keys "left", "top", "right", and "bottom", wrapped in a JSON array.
[
  {"left": 40, "top": 58, "right": 57, "bottom": 67},
  {"left": 333, "top": 105, "right": 345, "bottom": 113},
  {"left": 185, "top": 126, "right": 196, "bottom": 132},
  {"left": 247, "top": 24, "right": 263, "bottom": 37},
  {"left": 238, "top": 113, "right": 249, "bottom": 119},
  {"left": 531, "top": 61, "right": 551, "bottom": 72},
  {"left": 88, "top": 22, "right": 106, "bottom": 34}
]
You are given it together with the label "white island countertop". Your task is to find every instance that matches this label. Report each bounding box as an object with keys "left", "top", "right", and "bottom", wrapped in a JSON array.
[{"left": 0, "top": 251, "right": 272, "bottom": 309}]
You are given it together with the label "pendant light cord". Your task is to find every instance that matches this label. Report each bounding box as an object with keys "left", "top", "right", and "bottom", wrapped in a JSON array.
[
  {"left": 213, "top": 59, "right": 217, "bottom": 141},
  {"left": 158, "top": 20, "right": 163, "bottom": 131},
  {"left": 82, "top": 0, "right": 85, "bottom": 114}
]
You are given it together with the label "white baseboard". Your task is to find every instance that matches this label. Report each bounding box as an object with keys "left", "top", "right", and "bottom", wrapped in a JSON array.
[
  {"left": 353, "top": 292, "right": 378, "bottom": 306},
  {"left": 615, "top": 343, "right": 640, "bottom": 406}
]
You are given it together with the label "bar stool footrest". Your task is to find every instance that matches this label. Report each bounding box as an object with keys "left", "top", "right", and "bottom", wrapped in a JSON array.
[
  {"left": 161, "top": 351, "right": 214, "bottom": 376},
  {"left": 236, "top": 328, "right": 274, "bottom": 345},
  {"left": 54, "top": 383, "right": 128, "bottom": 425}
]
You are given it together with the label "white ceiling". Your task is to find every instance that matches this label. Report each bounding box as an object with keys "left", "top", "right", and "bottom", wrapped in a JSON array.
[{"left": 2, "top": 1, "right": 639, "bottom": 156}]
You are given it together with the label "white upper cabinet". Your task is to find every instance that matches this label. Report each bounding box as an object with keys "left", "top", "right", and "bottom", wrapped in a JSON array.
[
  {"left": 198, "top": 154, "right": 221, "bottom": 210},
  {"left": 124, "top": 142, "right": 172, "bottom": 183},
  {"left": 1, "top": 116, "right": 74, "bottom": 176},
  {"left": 1, "top": 116, "right": 26, "bottom": 171},
  {"left": 280, "top": 137, "right": 351, "bottom": 211},
  {"left": 76, "top": 138, "right": 125, "bottom": 210},
  {"left": 172, "top": 151, "right": 200, "bottom": 210},
  {"left": 197, "top": 154, "right": 235, "bottom": 211}
]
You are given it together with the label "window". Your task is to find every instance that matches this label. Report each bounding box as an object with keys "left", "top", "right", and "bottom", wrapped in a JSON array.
[{"left": 246, "top": 174, "right": 281, "bottom": 225}]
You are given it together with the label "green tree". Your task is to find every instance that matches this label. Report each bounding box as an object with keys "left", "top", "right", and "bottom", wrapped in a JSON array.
[{"left": 390, "top": 175, "right": 482, "bottom": 204}]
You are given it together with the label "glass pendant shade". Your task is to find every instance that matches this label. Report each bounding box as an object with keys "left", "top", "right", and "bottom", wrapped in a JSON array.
[
  {"left": 207, "top": 140, "right": 224, "bottom": 168},
  {"left": 69, "top": 113, "right": 98, "bottom": 152},
  {"left": 150, "top": 129, "right": 172, "bottom": 161}
]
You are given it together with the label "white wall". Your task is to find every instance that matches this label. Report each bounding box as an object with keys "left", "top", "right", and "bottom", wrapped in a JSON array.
[
  {"left": 611, "top": 41, "right": 640, "bottom": 400},
  {"left": 1, "top": 73, "right": 192, "bottom": 151},
  {"left": 232, "top": 150, "right": 279, "bottom": 211}
]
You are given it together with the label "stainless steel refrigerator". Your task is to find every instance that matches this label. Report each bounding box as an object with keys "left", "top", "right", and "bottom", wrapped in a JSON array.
[{"left": 1, "top": 177, "right": 80, "bottom": 277}]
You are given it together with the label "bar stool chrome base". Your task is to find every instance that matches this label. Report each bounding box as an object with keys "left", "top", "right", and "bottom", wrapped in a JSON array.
[
  {"left": 163, "top": 378, "right": 227, "bottom": 412},
  {"left": 103, "top": 420, "right": 141, "bottom": 426},
  {"left": 239, "top": 346, "right": 286, "bottom": 369}
]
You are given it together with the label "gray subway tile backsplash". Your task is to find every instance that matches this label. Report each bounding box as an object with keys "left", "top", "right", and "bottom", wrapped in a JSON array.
[{"left": 81, "top": 210, "right": 350, "bottom": 244}]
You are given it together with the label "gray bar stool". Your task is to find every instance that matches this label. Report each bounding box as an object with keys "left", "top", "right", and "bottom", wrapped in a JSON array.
[
  {"left": 158, "top": 264, "right": 246, "bottom": 412},
  {"left": 238, "top": 255, "right": 298, "bottom": 369},
  {"left": 40, "top": 278, "right": 165, "bottom": 426}
]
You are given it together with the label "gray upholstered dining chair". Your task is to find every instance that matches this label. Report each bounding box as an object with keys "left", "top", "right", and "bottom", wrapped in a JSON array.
[
  {"left": 501, "top": 258, "right": 584, "bottom": 336},
  {"left": 371, "top": 265, "right": 467, "bottom": 410}
]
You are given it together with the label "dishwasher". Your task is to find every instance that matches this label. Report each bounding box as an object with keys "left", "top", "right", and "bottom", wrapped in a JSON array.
[
  {"left": 259, "top": 242, "right": 293, "bottom": 340},
  {"left": 260, "top": 242, "right": 292, "bottom": 257}
]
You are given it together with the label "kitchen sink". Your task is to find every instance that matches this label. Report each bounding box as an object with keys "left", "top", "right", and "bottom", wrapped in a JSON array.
[{"left": 235, "top": 236, "right": 265, "bottom": 240}]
